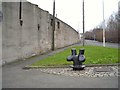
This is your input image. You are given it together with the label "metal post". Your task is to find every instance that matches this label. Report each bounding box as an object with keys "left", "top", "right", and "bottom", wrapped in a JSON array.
[
  {"left": 19, "top": 1, "right": 22, "bottom": 20},
  {"left": 82, "top": 0, "right": 85, "bottom": 46},
  {"left": 102, "top": 0, "right": 105, "bottom": 47},
  {"left": 94, "top": 34, "right": 96, "bottom": 41},
  {"left": 52, "top": 0, "right": 55, "bottom": 51},
  {"left": 19, "top": 0, "right": 23, "bottom": 60}
]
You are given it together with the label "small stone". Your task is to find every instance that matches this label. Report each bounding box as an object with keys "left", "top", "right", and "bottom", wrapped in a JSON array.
[
  {"left": 109, "top": 73, "right": 115, "bottom": 76},
  {"left": 103, "top": 74, "right": 108, "bottom": 77}
]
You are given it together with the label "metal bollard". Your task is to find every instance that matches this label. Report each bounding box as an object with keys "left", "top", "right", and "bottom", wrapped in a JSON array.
[
  {"left": 67, "top": 48, "right": 86, "bottom": 70},
  {"left": 71, "top": 48, "right": 77, "bottom": 55}
]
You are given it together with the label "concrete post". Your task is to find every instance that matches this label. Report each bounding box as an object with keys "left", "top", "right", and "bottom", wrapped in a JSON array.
[{"left": 82, "top": 0, "right": 85, "bottom": 46}]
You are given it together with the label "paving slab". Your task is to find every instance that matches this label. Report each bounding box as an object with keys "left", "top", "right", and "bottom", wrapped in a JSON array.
[{"left": 94, "top": 67, "right": 113, "bottom": 72}]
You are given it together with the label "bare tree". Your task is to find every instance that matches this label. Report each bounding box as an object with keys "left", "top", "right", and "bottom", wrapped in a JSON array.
[{"left": 85, "top": 12, "right": 119, "bottom": 43}]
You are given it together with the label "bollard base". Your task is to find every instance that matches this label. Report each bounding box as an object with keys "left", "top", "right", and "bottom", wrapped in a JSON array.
[{"left": 70, "top": 65, "right": 85, "bottom": 70}]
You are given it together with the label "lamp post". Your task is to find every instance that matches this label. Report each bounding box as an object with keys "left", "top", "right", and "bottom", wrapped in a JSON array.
[
  {"left": 82, "top": 0, "right": 85, "bottom": 46},
  {"left": 102, "top": 0, "right": 105, "bottom": 47}
]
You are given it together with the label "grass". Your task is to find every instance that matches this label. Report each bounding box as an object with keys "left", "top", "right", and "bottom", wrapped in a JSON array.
[{"left": 31, "top": 45, "right": 119, "bottom": 67}]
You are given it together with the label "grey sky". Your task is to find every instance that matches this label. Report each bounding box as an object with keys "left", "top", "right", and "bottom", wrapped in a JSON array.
[{"left": 28, "top": 0, "right": 119, "bottom": 33}]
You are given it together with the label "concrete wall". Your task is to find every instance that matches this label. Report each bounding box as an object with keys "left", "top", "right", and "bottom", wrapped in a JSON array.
[
  {"left": 2, "top": 2, "right": 21, "bottom": 63},
  {"left": 2, "top": 1, "right": 80, "bottom": 64},
  {"left": 21, "top": 2, "right": 39, "bottom": 58},
  {"left": 54, "top": 18, "right": 79, "bottom": 49}
]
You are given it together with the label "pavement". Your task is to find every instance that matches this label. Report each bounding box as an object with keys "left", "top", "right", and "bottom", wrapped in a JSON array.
[{"left": 2, "top": 40, "right": 119, "bottom": 88}]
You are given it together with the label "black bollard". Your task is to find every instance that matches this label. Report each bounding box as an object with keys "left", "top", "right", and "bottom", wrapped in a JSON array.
[
  {"left": 67, "top": 48, "right": 86, "bottom": 70},
  {"left": 78, "top": 48, "right": 85, "bottom": 62},
  {"left": 79, "top": 48, "right": 85, "bottom": 55},
  {"left": 67, "top": 48, "right": 77, "bottom": 61},
  {"left": 71, "top": 48, "right": 77, "bottom": 55}
]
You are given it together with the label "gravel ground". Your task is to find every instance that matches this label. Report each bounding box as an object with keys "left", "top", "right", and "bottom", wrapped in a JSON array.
[{"left": 35, "top": 66, "right": 118, "bottom": 78}]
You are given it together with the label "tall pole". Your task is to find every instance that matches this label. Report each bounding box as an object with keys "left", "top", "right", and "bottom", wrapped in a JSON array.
[
  {"left": 102, "top": 0, "right": 105, "bottom": 47},
  {"left": 52, "top": 0, "right": 55, "bottom": 51},
  {"left": 82, "top": 0, "right": 85, "bottom": 46},
  {"left": 19, "top": 0, "right": 23, "bottom": 60}
]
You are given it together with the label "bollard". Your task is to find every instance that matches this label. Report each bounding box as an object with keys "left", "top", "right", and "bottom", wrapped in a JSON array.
[
  {"left": 71, "top": 48, "right": 77, "bottom": 55},
  {"left": 78, "top": 48, "right": 85, "bottom": 62},
  {"left": 67, "top": 48, "right": 86, "bottom": 70}
]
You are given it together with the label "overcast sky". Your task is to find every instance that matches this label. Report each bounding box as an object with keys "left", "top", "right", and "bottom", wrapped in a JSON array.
[{"left": 28, "top": 0, "right": 119, "bottom": 33}]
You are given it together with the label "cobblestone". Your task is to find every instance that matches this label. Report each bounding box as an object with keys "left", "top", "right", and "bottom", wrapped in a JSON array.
[{"left": 38, "top": 66, "right": 118, "bottom": 77}]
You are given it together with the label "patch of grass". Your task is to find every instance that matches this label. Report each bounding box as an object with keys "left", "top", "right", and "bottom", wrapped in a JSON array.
[{"left": 31, "top": 46, "right": 119, "bottom": 66}]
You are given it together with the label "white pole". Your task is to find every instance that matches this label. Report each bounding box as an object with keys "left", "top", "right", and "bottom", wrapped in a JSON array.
[
  {"left": 103, "top": 0, "right": 105, "bottom": 47},
  {"left": 82, "top": 0, "right": 85, "bottom": 46}
]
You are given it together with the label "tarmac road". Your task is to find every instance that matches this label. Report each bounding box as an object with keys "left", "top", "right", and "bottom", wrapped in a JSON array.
[
  {"left": 2, "top": 64, "right": 118, "bottom": 88},
  {"left": 2, "top": 40, "right": 119, "bottom": 88},
  {"left": 84, "top": 40, "right": 118, "bottom": 48}
]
